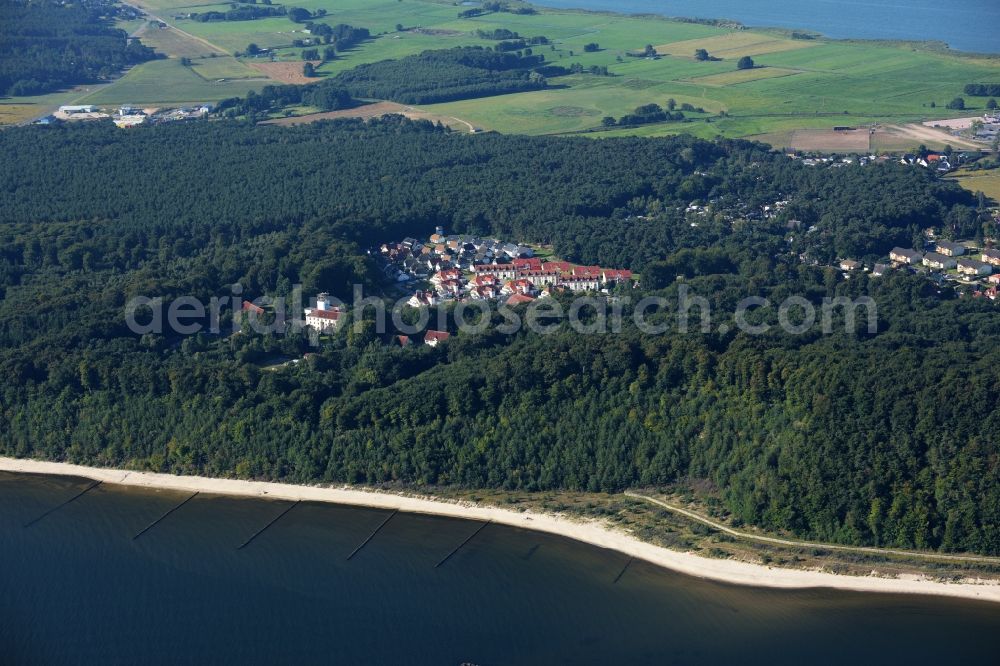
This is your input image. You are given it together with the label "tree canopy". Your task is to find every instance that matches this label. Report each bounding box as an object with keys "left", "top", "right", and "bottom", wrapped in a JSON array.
[{"left": 0, "top": 118, "right": 996, "bottom": 555}]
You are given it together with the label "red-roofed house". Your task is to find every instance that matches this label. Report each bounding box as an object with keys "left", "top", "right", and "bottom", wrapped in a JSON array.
[
  {"left": 407, "top": 291, "right": 438, "bottom": 308},
  {"left": 469, "top": 274, "right": 499, "bottom": 288},
  {"left": 304, "top": 308, "right": 340, "bottom": 333},
  {"left": 242, "top": 300, "right": 265, "bottom": 316},
  {"left": 436, "top": 279, "right": 463, "bottom": 296},
  {"left": 561, "top": 275, "right": 601, "bottom": 291},
  {"left": 431, "top": 268, "right": 462, "bottom": 285},
  {"left": 573, "top": 265, "right": 603, "bottom": 279},
  {"left": 519, "top": 270, "right": 561, "bottom": 287},
  {"left": 502, "top": 278, "right": 536, "bottom": 295},
  {"left": 602, "top": 269, "right": 633, "bottom": 284},
  {"left": 541, "top": 261, "right": 573, "bottom": 274},
  {"left": 394, "top": 335, "right": 412, "bottom": 347},
  {"left": 513, "top": 257, "right": 543, "bottom": 272},
  {"left": 471, "top": 285, "right": 501, "bottom": 300},
  {"left": 474, "top": 263, "right": 516, "bottom": 279},
  {"left": 505, "top": 293, "right": 535, "bottom": 307},
  {"left": 424, "top": 330, "right": 451, "bottom": 347}
]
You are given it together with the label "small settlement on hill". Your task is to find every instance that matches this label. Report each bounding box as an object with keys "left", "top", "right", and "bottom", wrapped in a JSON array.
[{"left": 376, "top": 229, "right": 635, "bottom": 309}]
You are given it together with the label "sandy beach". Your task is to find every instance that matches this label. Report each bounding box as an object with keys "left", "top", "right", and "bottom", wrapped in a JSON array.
[{"left": 2, "top": 456, "right": 999, "bottom": 604}]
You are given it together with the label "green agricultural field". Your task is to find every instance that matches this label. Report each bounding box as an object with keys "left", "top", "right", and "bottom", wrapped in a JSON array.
[
  {"left": 685, "top": 66, "right": 802, "bottom": 87},
  {"left": 655, "top": 32, "right": 816, "bottom": 60},
  {"left": 77, "top": 59, "right": 266, "bottom": 106},
  {"left": 94, "top": 0, "right": 1000, "bottom": 140},
  {"left": 134, "top": 23, "right": 223, "bottom": 58},
  {"left": 189, "top": 55, "right": 262, "bottom": 80}
]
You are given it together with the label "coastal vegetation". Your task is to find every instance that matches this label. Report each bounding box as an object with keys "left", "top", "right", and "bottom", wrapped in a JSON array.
[{"left": 0, "top": 118, "right": 997, "bottom": 556}]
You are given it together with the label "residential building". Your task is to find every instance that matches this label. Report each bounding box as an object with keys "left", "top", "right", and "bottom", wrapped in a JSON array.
[
  {"left": 890, "top": 248, "right": 922, "bottom": 265},
  {"left": 923, "top": 252, "right": 956, "bottom": 270},
  {"left": 304, "top": 309, "right": 340, "bottom": 333},
  {"left": 602, "top": 269, "right": 633, "bottom": 284},
  {"left": 505, "top": 293, "right": 535, "bottom": 307},
  {"left": 242, "top": 300, "right": 265, "bottom": 316},
  {"left": 982, "top": 248, "right": 1000, "bottom": 267},
  {"left": 430, "top": 268, "right": 462, "bottom": 285},
  {"left": 957, "top": 258, "right": 992, "bottom": 276},
  {"left": 542, "top": 261, "right": 574, "bottom": 274},
  {"left": 519, "top": 270, "right": 561, "bottom": 287},
  {"left": 474, "top": 263, "right": 516, "bottom": 280},
  {"left": 303, "top": 292, "right": 341, "bottom": 333},
  {"left": 936, "top": 241, "right": 966, "bottom": 257},
  {"left": 839, "top": 259, "right": 861, "bottom": 271},
  {"left": 562, "top": 275, "right": 601, "bottom": 291},
  {"left": 424, "top": 330, "right": 450, "bottom": 347},
  {"left": 407, "top": 291, "right": 438, "bottom": 308}
]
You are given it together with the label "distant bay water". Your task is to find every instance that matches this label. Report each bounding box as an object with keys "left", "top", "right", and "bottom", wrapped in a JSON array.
[
  {"left": 2, "top": 472, "right": 1000, "bottom": 664},
  {"left": 532, "top": 0, "right": 1000, "bottom": 54}
]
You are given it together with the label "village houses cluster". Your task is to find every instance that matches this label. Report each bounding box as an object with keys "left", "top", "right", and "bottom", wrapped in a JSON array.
[
  {"left": 291, "top": 229, "right": 634, "bottom": 348},
  {"left": 887, "top": 241, "right": 1000, "bottom": 300},
  {"left": 376, "top": 228, "right": 635, "bottom": 309}
]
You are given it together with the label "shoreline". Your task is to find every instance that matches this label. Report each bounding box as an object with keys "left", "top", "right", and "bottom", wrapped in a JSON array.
[
  {"left": 527, "top": 1, "right": 999, "bottom": 57},
  {"left": 3, "top": 456, "right": 999, "bottom": 604}
]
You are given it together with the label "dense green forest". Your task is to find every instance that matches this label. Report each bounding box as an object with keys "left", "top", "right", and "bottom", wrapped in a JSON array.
[
  {"left": 0, "top": 0, "right": 156, "bottom": 96},
  {"left": 328, "top": 47, "right": 547, "bottom": 104},
  {"left": 0, "top": 118, "right": 997, "bottom": 555}
]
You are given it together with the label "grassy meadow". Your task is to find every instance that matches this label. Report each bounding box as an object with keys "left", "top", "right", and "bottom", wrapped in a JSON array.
[
  {"left": 947, "top": 169, "right": 1000, "bottom": 204},
  {"left": 5, "top": 0, "right": 1000, "bottom": 140}
]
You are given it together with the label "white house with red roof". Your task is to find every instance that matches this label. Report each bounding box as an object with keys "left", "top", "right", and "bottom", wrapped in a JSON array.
[
  {"left": 572, "top": 265, "right": 603, "bottom": 279},
  {"left": 431, "top": 268, "right": 462, "bottom": 285},
  {"left": 542, "top": 261, "right": 574, "bottom": 274},
  {"left": 424, "top": 330, "right": 451, "bottom": 347},
  {"left": 304, "top": 292, "right": 341, "bottom": 333},
  {"left": 562, "top": 275, "right": 601, "bottom": 291},
  {"left": 513, "top": 257, "right": 542, "bottom": 271},
  {"left": 407, "top": 291, "right": 438, "bottom": 308},
  {"left": 474, "top": 263, "right": 516, "bottom": 280},
  {"left": 519, "top": 270, "right": 561, "bottom": 287},
  {"left": 602, "top": 269, "right": 633, "bottom": 284}
]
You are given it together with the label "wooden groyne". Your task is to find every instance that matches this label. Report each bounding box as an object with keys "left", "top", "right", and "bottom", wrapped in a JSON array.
[
  {"left": 24, "top": 480, "right": 102, "bottom": 527},
  {"left": 133, "top": 492, "right": 199, "bottom": 540},
  {"left": 346, "top": 509, "right": 398, "bottom": 561},
  {"left": 612, "top": 557, "right": 634, "bottom": 584},
  {"left": 237, "top": 500, "right": 300, "bottom": 550},
  {"left": 435, "top": 520, "right": 491, "bottom": 568}
]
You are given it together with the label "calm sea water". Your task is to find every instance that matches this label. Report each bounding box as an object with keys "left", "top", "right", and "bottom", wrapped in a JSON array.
[
  {"left": 533, "top": 0, "right": 1000, "bottom": 54},
  {"left": 2, "top": 472, "right": 999, "bottom": 664}
]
